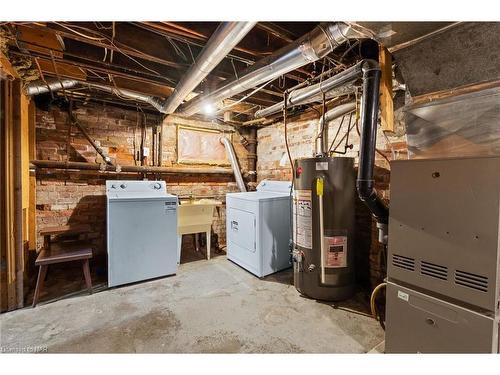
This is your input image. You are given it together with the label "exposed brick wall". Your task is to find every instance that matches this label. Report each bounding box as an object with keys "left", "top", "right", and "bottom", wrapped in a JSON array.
[
  {"left": 257, "top": 108, "right": 408, "bottom": 290},
  {"left": 35, "top": 102, "right": 248, "bottom": 260}
]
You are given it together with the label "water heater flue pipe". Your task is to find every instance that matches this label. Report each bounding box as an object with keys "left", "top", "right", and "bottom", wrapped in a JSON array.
[
  {"left": 220, "top": 137, "right": 247, "bottom": 192},
  {"left": 297, "top": 59, "right": 388, "bottom": 242},
  {"left": 357, "top": 60, "right": 389, "bottom": 243}
]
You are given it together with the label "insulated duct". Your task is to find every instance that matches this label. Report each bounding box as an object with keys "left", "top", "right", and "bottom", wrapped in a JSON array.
[
  {"left": 254, "top": 62, "right": 364, "bottom": 119},
  {"left": 220, "top": 137, "right": 247, "bottom": 192},
  {"left": 25, "top": 79, "right": 79, "bottom": 95},
  {"left": 25, "top": 79, "right": 167, "bottom": 112},
  {"left": 314, "top": 102, "right": 356, "bottom": 156},
  {"left": 162, "top": 22, "right": 256, "bottom": 114},
  {"left": 178, "top": 22, "right": 369, "bottom": 117}
]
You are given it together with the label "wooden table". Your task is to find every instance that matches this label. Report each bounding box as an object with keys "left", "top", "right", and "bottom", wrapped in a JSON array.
[
  {"left": 40, "top": 224, "right": 90, "bottom": 250},
  {"left": 33, "top": 225, "right": 93, "bottom": 307}
]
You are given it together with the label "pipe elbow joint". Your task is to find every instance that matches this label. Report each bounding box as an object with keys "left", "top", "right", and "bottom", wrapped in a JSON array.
[
  {"left": 356, "top": 179, "right": 374, "bottom": 199},
  {"left": 361, "top": 59, "right": 380, "bottom": 74}
]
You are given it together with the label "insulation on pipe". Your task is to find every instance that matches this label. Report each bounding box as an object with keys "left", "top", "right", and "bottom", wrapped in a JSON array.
[{"left": 25, "top": 79, "right": 167, "bottom": 113}]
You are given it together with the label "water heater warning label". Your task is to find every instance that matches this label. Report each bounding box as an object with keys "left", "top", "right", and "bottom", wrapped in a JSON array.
[
  {"left": 293, "top": 189, "right": 312, "bottom": 249},
  {"left": 324, "top": 236, "right": 347, "bottom": 268}
]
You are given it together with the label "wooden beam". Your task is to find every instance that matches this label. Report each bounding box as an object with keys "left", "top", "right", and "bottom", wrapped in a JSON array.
[
  {"left": 379, "top": 45, "right": 394, "bottom": 132},
  {"left": 12, "top": 80, "right": 25, "bottom": 309},
  {"left": 137, "top": 22, "right": 309, "bottom": 84},
  {"left": 15, "top": 25, "right": 64, "bottom": 58},
  {"left": 112, "top": 77, "right": 173, "bottom": 98},
  {"left": 1, "top": 79, "right": 22, "bottom": 311},
  {"left": 0, "top": 51, "right": 19, "bottom": 80},
  {"left": 37, "top": 58, "right": 87, "bottom": 80},
  {"left": 16, "top": 25, "right": 64, "bottom": 52},
  {"left": 28, "top": 101, "right": 37, "bottom": 251},
  {"left": 0, "top": 80, "right": 11, "bottom": 312},
  {"left": 24, "top": 23, "right": 188, "bottom": 70}
]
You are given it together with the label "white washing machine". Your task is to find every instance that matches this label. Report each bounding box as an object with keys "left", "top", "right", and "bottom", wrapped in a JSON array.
[
  {"left": 226, "top": 180, "right": 292, "bottom": 277},
  {"left": 106, "top": 180, "right": 178, "bottom": 287}
]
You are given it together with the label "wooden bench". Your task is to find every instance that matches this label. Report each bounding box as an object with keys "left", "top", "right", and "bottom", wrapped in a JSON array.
[{"left": 33, "top": 225, "right": 94, "bottom": 307}]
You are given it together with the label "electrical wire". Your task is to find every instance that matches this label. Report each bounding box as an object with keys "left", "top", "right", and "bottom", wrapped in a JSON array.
[
  {"left": 165, "top": 36, "right": 188, "bottom": 61},
  {"left": 217, "top": 79, "right": 274, "bottom": 114},
  {"left": 54, "top": 22, "right": 166, "bottom": 78},
  {"left": 110, "top": 22, "right": 115, "bottom": 64},
  {"left": 330, "top": 111, "right": 356, "bottom": 154},
  {"left": 382, "top": 130, "right": 396, "bottom": 160},
  {"left": 326, "top": 114, "right": 346, "bottom": 153},
  {"left": 54, "top": 22, "right": 108, "bottom": 41},
  {"left": 370, "top": 282, "right": 387, "bottom": 330},
  {"left": 283, "top": 90, "right": 296, "bottom": 265},
  {"left": 283, "top": 92, "right": 294, "bottom": 176}
]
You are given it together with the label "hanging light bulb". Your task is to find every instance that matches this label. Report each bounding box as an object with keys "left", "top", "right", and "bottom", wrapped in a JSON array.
[{"left": 202, "top": 102, "right": 215, "bottom": 116}]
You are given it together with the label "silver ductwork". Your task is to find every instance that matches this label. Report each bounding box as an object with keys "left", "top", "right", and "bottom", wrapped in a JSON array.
[
  {"left": 178, "top": 22, "right": 370, "bottom": 117},
  {"left": 85, "top": 82, "right": 166, "bottom": 112},
  {"left": 25, "top": 79, "right": 80, "bottom": 96},
  {"left": 162, "top": 22, "right": 256, "bottom": 114},
  {"left": 255, "top": 81, "right": 357, "bottom": 118},
  {"left": 254, "top": 61, "right": 365, "bottom": 119},
  {"left": 314, "top": 102, "right": 356, "bottom": 156},
  {"left": 25, "top": 79, "right": 167, "bottom": 112},
  {"left": 220, "top": 137, "right": 246, "bottom": 192},
  {"left": 25, "top": 23, "right": 256, "bottom": 114}
]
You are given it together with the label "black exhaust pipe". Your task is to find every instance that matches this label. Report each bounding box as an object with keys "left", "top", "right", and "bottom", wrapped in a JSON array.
[{"left": 356, "top": 60, "right": 389, "bottom": 244}]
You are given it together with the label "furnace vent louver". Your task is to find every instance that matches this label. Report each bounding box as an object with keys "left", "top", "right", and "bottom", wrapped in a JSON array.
[
  {"left": 420, "top": 260, "right": 448, "bottom": 281},
  {"left": 454, "top": 270, "right": 488, "bottom": 292},
  {"left": 392, "top": 254, "right": 415, "bottom": 271}
]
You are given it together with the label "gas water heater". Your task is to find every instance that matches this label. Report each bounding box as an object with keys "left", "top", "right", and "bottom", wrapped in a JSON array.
[{"left": 292, "top": 156, "right": 356, "bottom": 301}]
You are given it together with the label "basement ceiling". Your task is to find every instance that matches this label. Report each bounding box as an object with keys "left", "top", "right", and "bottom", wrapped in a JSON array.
[{"left": 1, "top": 21, "right": 457, "bottom": 120}]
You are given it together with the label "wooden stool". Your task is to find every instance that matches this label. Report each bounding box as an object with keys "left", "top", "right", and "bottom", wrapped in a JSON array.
[{"left": 32, "top": 242, "right": 93, "bottom": 307}]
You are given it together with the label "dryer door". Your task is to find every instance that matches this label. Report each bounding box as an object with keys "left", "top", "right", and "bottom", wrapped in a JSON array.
[
  {"left": 227, "top": 207, "right": 263, "bottom": 276},
  {"left": 227, "top": 208, "right": 256, "bottom": 252}
]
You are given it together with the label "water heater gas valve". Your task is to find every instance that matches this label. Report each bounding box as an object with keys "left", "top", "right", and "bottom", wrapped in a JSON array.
[{"left": 292, "top": 249, "right": 303, "bottom": 264}]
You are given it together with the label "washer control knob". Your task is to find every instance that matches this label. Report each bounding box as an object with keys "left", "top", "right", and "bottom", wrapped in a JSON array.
[
  {"left": 120, "top": 184, "right": 126, "bottom": 189},
  {"left": 153, "top": 183, "right": 162, "bottom": 190},
  {"left": 111, "top": 184, "right": 117, "bottom": 189}
]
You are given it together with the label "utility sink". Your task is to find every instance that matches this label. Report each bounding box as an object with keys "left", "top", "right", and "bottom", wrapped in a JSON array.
[{"left": 177, "top": 199, "right": 222, "bottom": 263}]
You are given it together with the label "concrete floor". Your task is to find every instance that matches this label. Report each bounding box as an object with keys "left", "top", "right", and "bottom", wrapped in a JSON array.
[{"left": 1, "top": 257, "right": 384, "bottom": 353}]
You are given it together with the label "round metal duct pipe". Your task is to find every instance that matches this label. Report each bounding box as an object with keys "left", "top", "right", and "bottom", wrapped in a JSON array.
[
  {"left": 178, "top": 23, "right": 369, "bottom": 117},
  {"left": 162, "top": 22, "right": 256, "bottom": 114}
]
